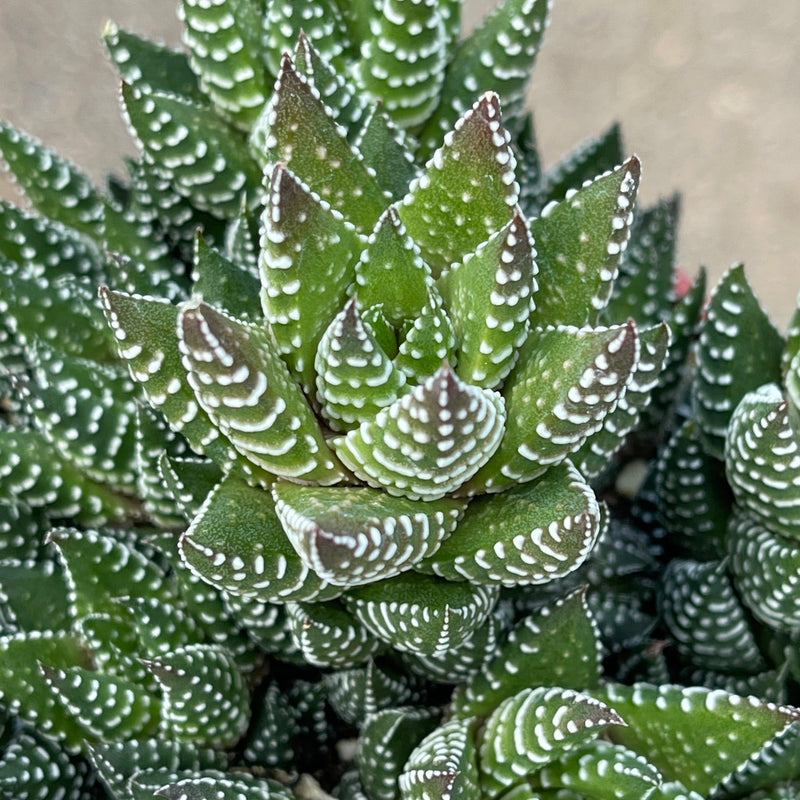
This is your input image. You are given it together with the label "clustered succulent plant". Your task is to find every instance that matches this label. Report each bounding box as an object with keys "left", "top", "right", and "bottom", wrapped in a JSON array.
[{"left": 1, "top": 0, "right": 799, "bottom": 798}]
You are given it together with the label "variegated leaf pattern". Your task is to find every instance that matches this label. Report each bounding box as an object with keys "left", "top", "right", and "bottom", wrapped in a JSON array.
[
  {"left": 727, "top": 383, "right": 800, "bottom": 540},
  {"left": 399, "top": 93, "right": 518, "bottom": 278},
  {"left": 342, "top": 572, "right": 499, "bottom": 655},
  {"left": 419, "top": 460, "right": 600, "bottom": 585},
  {"left": 334, "top": 362, "right": 505, "bottom": 500},
  {"left": 272, "top": 480, "right": 465, "bottom": 586}
]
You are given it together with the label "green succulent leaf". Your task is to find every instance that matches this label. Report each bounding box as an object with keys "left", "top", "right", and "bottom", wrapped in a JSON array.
[
  {"left": 180, "top": 0, "right": 269, "bottom": 128},
  {"left": 541, "top": 124, "right": 625, "bottom": 210},
  {"left": 655, "top": 417, "right": 732, "bottom": 559},
  {"left": 0, "top": 558, "right": 71, "bottom": 633},
  {"left": 121, "top": 84, "right": 261, "bottom": 219},
  {"left": 660, "top": 558, "right": 766, "bottom": 673},
  {"left": 419, "top": 460, "right": 601, "bottom": 585},
  {"left": 575, "top": 322, "right": 670, "bottom": 478},
  {"left": 417, "top": 0, "right": 550, "bottom": 154},
  {"left": 399, "top": 91, "right": 518, "bottom": 278},
  {"left": 0, "top": 200, "right": 102, "bottom": 281},
  {"left": 727, "top": 383, "right": 800, "bottom": 540},
  {"left": 530, "top": 157, "right": 640, "bottom": 328},
  {"left": 180, "top": 474, "right": 339, "bottom": 603},
  {"left": 727, "top": 509, "right": 800, "bottom": 633},
  {"left": 252, "top": 55, "right": 388, "bottom": 231},
  {"left": 285, "top": 600, "right": 382, "bottom": 667},
  {"left": 532, "top": 740, "right": 663, "bottom": 800},
  {"left": 315, "top": 298, "right": 408, "bottom": 431},
  {"left": 694, "top": 263, "right": 784, "bottom": 459},
  {"left": 354, "top": 105, "right": 418, "bottom": 200},
  {"left": 263, "top": 0, "right": 352, "bottom": 75},
  {"left": 178, "top": 300, "right": 345, "bottom": 485},
  {"left": 240, "top": 681, "right": 297, "bottom": 769},
  {"left": 451, "top": 587, "right": 602, "bottom": 719},
  {"left": 356, "top": 0, "right": 447, "bottom": 128},
  {"left": 104, "top": 22, "right": 204, "bottom": 101},
  {"left": 438, "top": 207, "right": 537, "bottom": 389},
  {"left": 478, "top": 686, "right": 625, "bottom": 795},
  {"left": 343, "top": 571, "right": 499, "bottom": 655},
  {"left": 158, "top": 452, "right": 223, "bottom": 523},
  {"left": 597, "top": 682, "right": 800, "bottom": 796},
  {"left": 398, "top": 716, "right": 482, "bottom": 800},
  {"left": 155, "top": 773, "right": 293, "bottom": 800},
  {"left": 144, "top": 643, "right": 250, "bottom": 748},
  {"left": 359, "top": 706, "right": 442, "bottom": 800},
  {"left": 0, "top": 122, "right": 105, "bottom": 237},
  {"left": 468, "top": 322, "right": 638, "bottom": 492},
  {"left": 0, "top": 731, "right": 93, "bottom": 800},
  {"left": 41, "top": 663, "right": 159, "bottom": 740},
  {"left": 324, "top": 659, "right": 421, "bottom": 727},
  {"left": 99, "top": 287, "right": 239, "bottom": 471},
  {"left": 0, "top": 630, "right": 94, "bottom": 751},
  {"left": 271, "top": 480, "right": 465, "bottom": 586},
  {"left": 334, "top": 362, "right": 506, "bottom": 500},
  {"left": 259, "top": 163, "right": 363, "bottom": 394},
  {"left": 192, "top": 232, "right": 262, "bottom": 321}
]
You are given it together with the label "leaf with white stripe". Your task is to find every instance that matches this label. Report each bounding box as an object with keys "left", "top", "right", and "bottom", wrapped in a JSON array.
[
  {"left": 334, "top": 362, "right": 506, "bottom": 500},
  {"left": 272, "top": 480, "right": 465, "bottom": 586}
]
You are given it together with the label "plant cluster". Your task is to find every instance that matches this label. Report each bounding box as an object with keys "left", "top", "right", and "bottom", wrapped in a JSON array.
[{"left": 0, "top": 0, "right": 799, "bottom": 798}]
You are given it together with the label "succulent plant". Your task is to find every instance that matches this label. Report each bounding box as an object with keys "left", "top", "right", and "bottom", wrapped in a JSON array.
[{"left": 1, "top": 0, "right": 800, "bottom": 798}]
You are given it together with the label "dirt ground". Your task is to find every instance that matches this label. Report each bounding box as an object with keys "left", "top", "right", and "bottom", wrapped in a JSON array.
[{"left": 1, "top": 0, "right": 798, "bottom": 326}]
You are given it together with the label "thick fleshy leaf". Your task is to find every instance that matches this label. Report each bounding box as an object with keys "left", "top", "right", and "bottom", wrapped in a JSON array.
[
  {"left": 597, "top": 682, "right": 800, "bottom": 796},
  {"left": 0, "top": 731, "right": 93, "bottom": 800},
  {"left": 0, "top": 200, "right": 103, "bottom": 281},
  {"left": 334, "top": 362, "right": 506, "bottom": 500},
  {"left": 467, "top": 322, "right": 638, "bottom": 492},
  {"left": 272, "top": 480, "right": 465, "bottom": 586},
  {"left": 359, "top": 706, "right": 442, "bottom": 800},
  {"left": 727, "top": 510, "right": 800, "bottom": 633},
  {"left": 192, "top": 233, "right": 261, "bottom": 321},
  {"left": 419, "top": 461, "right": 600, "bottom": 585},
  {"left": 315, "top": 298, "right": 408, "bottom": 431},
  {"left": 41, "top": 663, "right": 159, "bottom": 740},
  {"left": 0, "top": 122, "right": 104, "bottom": 237},
  {"left": 655, "top": 417, "right": 732, "bottom": 560},
  {"left": 0, "top": 558, "right": 71, "bottom": 633},
  {"left": 259, "top": 164, "right": 363, "bottom": 394},
  {"left": 0, "top": 631, "right": 94, "bottom": 751},
  {"left": 343, "top": 571, "right": 499, "bottom": 654},
  {"left": 104, "top": 22, "right": 204, "bottom": 101},
  {"left": 178, "top": 300, "right": 345, "bottom": 484},
  {"left": 529, "top": 157, "right": 640, "bottom": 328},
  {"left": 727, "top": 383, "right": 800, "bottom": 539},
  {"left": 240, "top": 681, "right": 297, "bottom": 769},
  {"left": 251, "top": 56, "right": 388, "bottom": 231},
  {"left": 144, "top": 643, "right": 250, "bottom": 747},
  {"left": 398, "top": 717, "right": 482, "bottom": 800},
  {"left": 158, "top": 452, "right": 223, "bottom": 523},
  {"left": 285, "top": 600, "right": 383, "bottom": 667},
  {"left": 121, "top": 84, "right": 261, "bottom": 219},
  {"left": 478, "top": 686, "right": 624, "bottom": 795},
  {"left": 180, "top": 474, "right": 339, "bottom": 603},
  {"left": 575, "top": 322, "right": 670, "bottom": 479},
  {"left": 156, "top": 773, "right": 293, "bottom": 800},
  {"left": 451, "top": 587, "right": 603, "bottom": 719},
  {"left": 398, "top": 92, "right": 518, "bottom": 277},
  {"left": 263, "top": 0, "right": 352, "bottom": 75},
  {"left": 660, "top": 558, "right": 766, "bottom": 673},
  {"left": 694, "top": 263, "right": 784, "bottom": 459},
  {"left": 533, "top": 740, "right": 662, "bottom": 800},
  {"left": 180, "top": 0, "right": 269, "bottom": 128},
  {"left": 439, "top": 208, "right": 537, "bottom": 389},
  {"left": 356, "top": 0, "right": 447, "bottom": 128},
  {"left": 99, "top": 288, "right": 238, "bottom": 470},
  {"left": 47, "top": 527, "right": 175, "bottom": 619},
  {"left": 541, "top": 124, "right": 625, "bottom": 210},
  {"left": 324, "top": 659, "right": 421, "bottom": 727},
  {"left": 416, "top": 0, "right": 550, "bottom": 154}
]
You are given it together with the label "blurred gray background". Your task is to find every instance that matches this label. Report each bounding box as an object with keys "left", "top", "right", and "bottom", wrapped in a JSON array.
[{"left": 1, "top": 0, "right": 798, "bottom": 326}]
